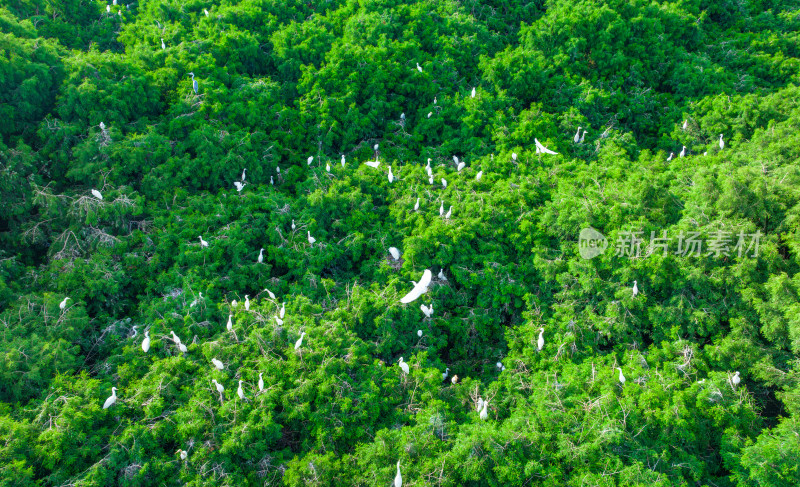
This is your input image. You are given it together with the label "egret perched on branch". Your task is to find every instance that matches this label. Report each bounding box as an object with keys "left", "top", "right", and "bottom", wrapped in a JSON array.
[
  {"left": 234, "top": 181, "right": 245, "bottom": 192},
  {"left": 444, "top": 206, "right": 452, "bottom": 219},
  {"left": 307, "top": 231, "right": 316, "bottom": 246},
  {"left": 395, "top": 461, "right": 402, "bottom": 487},
  {"left": 307, "top": 156, "right": 313, "bottom": 165},
  {"left": 60, "top": 297, "right": 71, "bottom": 310},
  {"left": 425, "top": 159, "right": 432, "bottom": 174},
  {"left": 142, "top": 330, "right": 150, "bottom": 353},
  {"left": 270, "top": 176, "right": 274, "bottom": 185},
  {"left": 442, "top": 368, "right": 449, "bottom": 380},
  {"left": 680, "top": 146, "right": 687, "bottom": 158},
  {"left": 535, "top": 138, "right": 558, "bottom": 155},
  {"left": 258, "top": 373, "right": 264, "bottom": 391},
  {"left": 188, "top": 72, "right": 198, "bottom": 94},
  {"left": 161, "top": 38, "right": 165, "bottom": 50},
  {"left": 400, "top": 269, "right": 432, "bottom": 304},
  {"left": 476, "top": 170, "right": 483, "bottom": 181},
  {"left": 682, "top": 119, "right": 688, "bottom": 130},
  {"left": 244, "top": 295, "right": 250, "bottom": 311},
  {"left": 479, "top": 399, "right": 489, "bottom": 420},
  {"left": 91, "top": 189, "right": 103, "bottom": 200},
  {"left": 457, "top": 162, "right": 465, "bottom": 172},
  {"left": 441, "top": 178, "right": 447, "bottom": 188},
  {"left": 275, "top": 316, "right": 284, "bottom": 326},
  {"left": 414, "top": 198, "right": 420, "bottom": 211},
  {"left": 667, "top": 152, "right": 674, "bottom": 161},
  {"left": 496, "top": 361, "right": 505, "bottom": 371},
  {"left": 512, "top": 153, "right": 517, "bottom": 161},
  {"left": 537, "top": 327, "right": 545, "bottom": 351},
  {"left": 257, "top": 248, "right": 264, "bottom": 263},
  {"left": 388, "top": 166, "right": 394, "bottom": 183},
  {"left": 616, "top": 367, "right": 626, "bottom": 385},
  {"left": 428, "top": 174, "right": 434, "bottom": 185},
  {"left": 212, "top": 379, "right": 225, "bottom": 401},
  {"left": 341, "top": 154, "right": 346, "bottom": 167},
  {"left": 326, "top": 162, "right": 330, "bottom": 172},
  {"left": 438, "top": 269, "right": 447, "bottom": 281},
  {"left": 170, "top": 330, "right": 181, "bottom": 345},
  {"left": 453, "top": 155, "right": 459, "bottom": 165},
  {"left": 211, "top": 358, "right": 224, "bottom": 370},
  {"left": 364, "top": 158, "right": 380, "bottom": 168},
  {"left": 294, "top": 331, "right": 306, "bottom": 350},
  {"left": 730, "top": 371, "right": 741, "bottom": 388},
  {"left": 439, "top": 201, "right": 444, "bottom": 216},
  {"left": 416, "top": 62, "right": 423, "bottom": 72},
  {"left": 237, "top": 380, "right": 246, "bottom": 400},
  {"left": 103, "top": 387, "right": 118, "bottom": 409},
  {"left": 420, "top": 303, "right": 433, "bottom": 318},
  {"left": 265, "top": 288, "right": 276, "bottom": 300},
  {"left": 241, "top": 168, "right": 246, "bottom": 182},
  {"left": 471, "top": 87, "right": 476, "bottom": 98},
  {"left": 719, "top": 134, "right": 725, "bottom": 150},
  {"left": 580, "top": 129, "right": 587, "bottom": 143},
  {"left": 177, "top": 449, "right": 187, "bottom": 461},
  {"left": 226, "top": 314, "right": 233, "bottom": 331},
  {"left": 417, "top": 329, "right": 423, "bottom": 337},
  {"left": 389, "top": 247, "right": 401, "bottom": 261},
  {"left": 398, "top": 357, "right": 410, "bottom": 375},
  {"left": 189, "top": 292, "right": 203, "bottom": 308},
  {"left": 428, "top": 112, "right": 432, "bottom": 118},
  {"left": 632, "top": 280, "right": 639, "bottom": 298},
  {"left": 204, "top": 8, "right": 209, "bottom": 16},
  {"left": 291, "top": 220, "right": 296, "bottom": 231},
  {"left": 574, "top": 127, "right": 582, "bottom": 143},
  {"left": 198, "top": 236, "right": 208, "bottom": 248},
  {"left": 279, "top": 302, "right": 285, "bottom": 319}
]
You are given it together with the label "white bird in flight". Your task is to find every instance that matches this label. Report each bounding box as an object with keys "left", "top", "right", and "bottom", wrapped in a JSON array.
[
  {"left": 294, "top": 331, "right": 306, "bottom": 350},
  {"left": 103, "top": 387, "right": 118, "bottom": 409},
  {"left": 535, "top": 138, "right": 558, "bottom": 155},
  {"left": 400, "top": 269, "right": 432, "bottom": 304},
  {"left": 211, "top": 358, "right": 224, "bottom": 370},
  {"left": 91, "top": 189, "right": 103, "bottom": 200},
  {"left": 142, "top": 330, "right": 150, "bottom": 353},
  {"left": 60, "top": 297, "right": 70, "bottom": 310},
  {"left": 398, "top": 357, "right": 410, "bottom": 375},
  {"left": 389, "top": 247, "right": 401, "bottom": 260}
]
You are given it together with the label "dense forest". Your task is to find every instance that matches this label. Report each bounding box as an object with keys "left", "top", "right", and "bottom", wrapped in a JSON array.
[{"left": 1, "top": 0, "right": 800, "bottom": 485}]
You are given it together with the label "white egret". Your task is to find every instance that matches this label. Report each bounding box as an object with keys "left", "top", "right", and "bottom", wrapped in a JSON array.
[
  {"left": 291, "top": 220, "right": 296, "bottom": 230},
  {"left": 441, "top": 178, "right": 448, "bottom": 189},
  {"left": 59, "top": 297, "right": 71, "bottom": 310},
  {"left": 414, "top": 197, "right": 420, "bottom": 211},
  {"left": 574, "top": 127, "right": 582, "bottom": 143},
  {"left": 211, "top": 358, "right": 224, "bottom": 370},
  {"left": 341, "top": 154, "right": 346, "bottom": 167},
  {"left": 234, "top": 181, "right": 245, "bottom": 192},
  {"left": 204, "top": 8, "right": 209, "bottom": 16},
  {"left": 680, "top": 146, "right": 687, "bottom": 158},
  {"left": 417, "top": 329, "right": 423, "bottom": 337},
  {"left": 326, "top": 162, "right": 330, "bottom": 172},
  {"left": 425, "top": 159, "right": 431, "bottom": 173},
  {"left": 420, "top": 303, "right": 433, "bottom": 318},
  {"left": 416, "top": 62, "right": 423, "bottom": 72},
  {"left": 719, "top": 134, "right": 724, "bottom": 150},
  {"left": 400, "top": 269, "right": 432, "bottom": 304},
  {"left": 667, "top": 152, "right": 674, "bottom": 161},
  {"left": 161, "top": 38, "right": 165, "bottom": 50},
  {"left": 476, "top": 170, "right": 483, "bottom": 181},
  {"left": 170, "top": 330, "right": 181, "bottom": 345},
  {"left": 400, "top": 113, "right": 405, "bottom": 121},
  {"left": 453, "top": 155, "right": 459, "bottom": 165},
  {"left": 188, "top": 72, "right": 198, "bottom": 94},
  {"left": 177, "top": 449, "right": 187, "bottom": 460},
  {"left": 444, "top": 206, "right": 452, "bottom": 219},
  {"left": 198, "top": 236, "right": 208, "bottom": 248},
  {"left": 428, "top": 174, "right": 434, "bottom": 184},
  {"left": 479, "top": 399, "right": 489, "bottom": 420},
  {"left": 632, "top": 280, "right": 639, "bottom": 298},
  {"left": 389, "top": 247, "right": 401, "bottom": 260},
  {"left": 270, "top": 176, "right": 274, "bottom": 185},
  {"left": 471, "top": 87, "right": 476, "bottom": 98},
  {"left": 682, "top": 119, "right": 688, "bottom": 130},
  {"left": 477, "top": 397, "right": 484, "bottom": 411},
  {"left": 442, "top": 368, "right": 449, "bottom": 380},
  {"left": 496, "top": 361, "right": 505, "bottom": 371},
  {"left": 388, "top": 166, "right": 394, "bottom": 183},
  {"left": 307, "top": 156, "right": 313, "bottom": 165},
  {"left": 439, "top": 202, "right": 444, "bottom": 216},
  {"left": 91, "top": 189, "right": 103, "bottom": 200},
  {"left": 535, "top": 138, "right": 558, "bottom": 155},
  {"left": 395, "top": 461, "right": 402, "bottom": 487},
  {"left": 704, "top": 151, "right": 707, "bottom": 156},
  {"left": 212, "top": 379, "right": 225, "bottom": 401},
  {"left": 265, "top": 288, "right": 276, "bottom": 300},
  {"left": 232, "top": 299, "right": 238, "bottom": 307},
  {"left": 257, "top": 248, "right": 264, "bottom": 263},
  {"left": 294, "top": 331, "right": 306, "bottom": 350},
  {"left": 537, "top": 327, "right": 545, "bottom": 351},
  {"left": 580, "top": 129, "right": 587, "bottom": 143},
  {"left": 364, "top": 158, "right": 380, "bottom": 168},
  {"left": 437, "top": 269, "right": 447, "bottom": 281},
  {"left": 511, "top": 152, "right": 518, "bottom": 161},
  {"left": 275, "top": 316, "right": 284, "bottom": 326},
  {"left": 307, "top": 231, "right": 316, "bottom": 246},
  {"left": 280, "top": 302, "right": 286, "bottom": 319},
  {"left": 428, "top": 112, "right": 432, "bottom": 118},
  {"left": 106, "top": 4, "right": 110, "bottom": 13},
  {"left": 258, "top": 373, "right": 264, "bottom": 391},
  {"left": 433, "top": 96, "right": 437, "bottom": 104},
  {"left": 103, "top": 387, "right": 118, "bottom": 409},
  {"left": 451, "top": 375, "right": 458, "bottom": 384},
  {"left": 131, "top": 326, "right": 138, "bottom": 338},
  {"left": 189, "top": 292, "right": 203, "bottom": 308},
  {"left": 237, "top": 380, "right": 245, "bottom": 400},
  {"left": 731, "top": 371, "right": 741, "bottom": 388},
  {"left": 616, "top": 367, "right": 626, "bottom": 385},
  {"left": 178, "top": 342, "right": 187, "bottom": 353},
  {"left": 142, "top": 330, "right": 150, "bottom": 353},
  {"left": 244, "top": 295, "right": 250, "bottom": 311},
  {"left": 226, "top": 314, "right": 233, "bottom": 331},
  {"left": 241, "top": 168, "right": 246, "bottom": 182},
  {"left": 457, "top": 162, "right": 465, "bottom": 172},
  {"left": 398, "top": 357, "right": 410, "bottom": 375}
]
